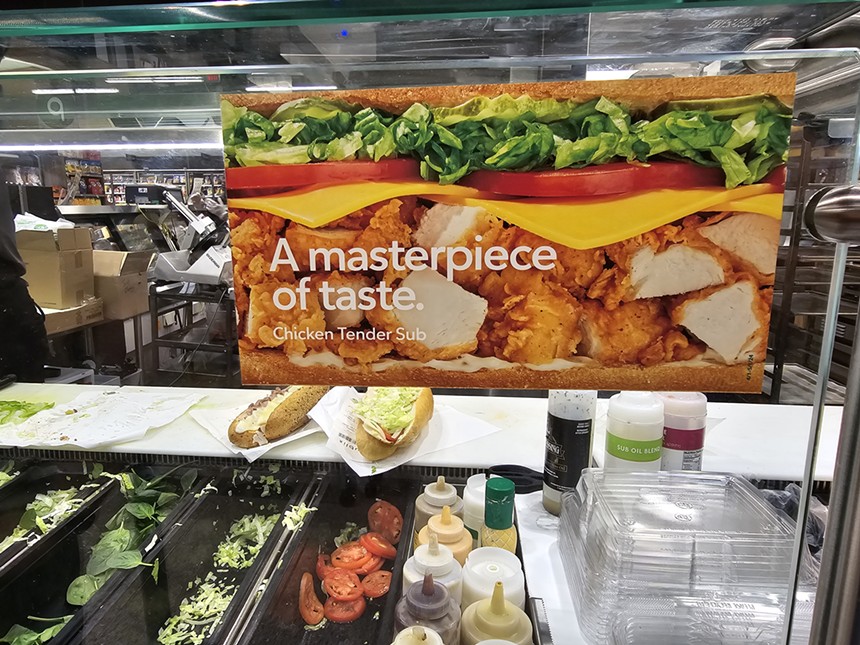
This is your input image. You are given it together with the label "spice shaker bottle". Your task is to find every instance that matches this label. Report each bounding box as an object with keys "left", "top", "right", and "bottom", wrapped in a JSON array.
[{"left": 657, "top": 392, "right": 707, "bottom": 471}]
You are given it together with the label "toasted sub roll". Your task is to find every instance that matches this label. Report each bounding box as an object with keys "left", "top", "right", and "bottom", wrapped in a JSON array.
[
  {"left": 354, "top": 387, "right": 434, "bottom": 461},
  {"left": 228, "top": 386, "right": 329, "bottom": 448}
]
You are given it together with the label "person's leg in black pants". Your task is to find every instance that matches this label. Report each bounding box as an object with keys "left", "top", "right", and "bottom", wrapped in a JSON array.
[{"left": 0, "top": 278, "right": 49, "bottom": 383}]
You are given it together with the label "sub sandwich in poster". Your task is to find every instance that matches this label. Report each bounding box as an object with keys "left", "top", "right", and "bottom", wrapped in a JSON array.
[{"left": 221, "top": 74, "right": 793, "bottom": 392}]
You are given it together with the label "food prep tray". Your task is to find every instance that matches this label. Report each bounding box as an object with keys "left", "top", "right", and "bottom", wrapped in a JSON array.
[
  {"left": 0, "top": 463, "right": 207, "bottom": 645},
  {"left": 233, "top": 470, "right": 420, "bottom": 645},
  {"left": 71, "top": 467, "right": 313, "bottom": 645},
  {"left": 0, "top": 461, "right": 112, "bottom": 572}
]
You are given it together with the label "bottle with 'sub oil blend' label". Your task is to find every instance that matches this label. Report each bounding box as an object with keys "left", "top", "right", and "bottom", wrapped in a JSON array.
[{"left": 543, "top": 390, "right": 597, "bottom": 516}]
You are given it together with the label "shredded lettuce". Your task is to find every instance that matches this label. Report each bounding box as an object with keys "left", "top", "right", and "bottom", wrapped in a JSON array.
[
  {"left": 353, "top": 387, "right": 421, "bottom": 440},
  {"left": 0, "top": 488, "right": 83, "bottom": 554},
  {"left": 213, "top": 513, "right": 279, "bottom": 569},
  {"left": 0, "top": 401, "right": 54, "bottom": 425}
]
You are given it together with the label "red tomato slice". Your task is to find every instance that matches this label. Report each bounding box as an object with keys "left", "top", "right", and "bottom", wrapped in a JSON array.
[
  {"left": 461, "top": 161, "right": 728, "bottom": 198},
  {"left": 368, "top": 501, "right": 404, "bottom": 546},
  {"left": 299, "top": 572, "right": 325, "bottom": 626},
  {"left": 226, "top": 158, "right": 421, "bottom": 191},
  {"left": 362, "top": 570, "right": 392, "bottom": 599},
  {"left": 331, "top": 542, "right": 372, "bottom": 570},
  {"left": 324, "top": 595, "right": 367, "bottom": 624},
  {"left": 360, "top": 532, "right": 397, "bottom": 560},
  {"left": 353, "top": 554, "right": 384, "bottom": 576},
  {"left": 316, "top": 553, "right": 337, "bottom": 581},
  {"left": 322, "top": 569, "right": 363, "bottom": 601}
]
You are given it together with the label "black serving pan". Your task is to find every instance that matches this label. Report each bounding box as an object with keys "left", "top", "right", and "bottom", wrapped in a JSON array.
[
  {"left": 70, "top": 466, "right": 313, "bottom": 645},
  {"left": 0, "top": 462, "right": 208, "bottom": 645},
  {"left": 0, "top": 461, "right": 113, "bottom": 572},
  {"left": 233, "top": 470, "right": 420, "bottom": 645}
]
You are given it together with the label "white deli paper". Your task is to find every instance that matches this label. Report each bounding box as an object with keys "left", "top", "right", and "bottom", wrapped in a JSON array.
[
  {"left": 189, "top": 398, "right": 323, "bottom": 462},
  {"left": 0, "top": 388, "right": 203, "bottom": 448},
  {"left": 310, "top": 387, "right": 502, "bottom": 477}
]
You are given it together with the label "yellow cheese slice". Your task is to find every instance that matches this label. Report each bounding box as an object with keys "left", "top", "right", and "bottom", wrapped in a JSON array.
[
  {"left": 427, "top": 184, "right": 783, "bottom": 249},
  {"left": 228, "top": 181, "right": 489, "bottom": 228},
  {"left": 229, "top": 181, "right": 783, "bottom": 250}
]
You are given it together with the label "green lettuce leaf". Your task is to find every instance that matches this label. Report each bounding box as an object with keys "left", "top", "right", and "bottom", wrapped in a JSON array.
[
  {"left": 270, "top": 97, "right": 355, "bottom": 122},
  {"left": 431, "top": 93, "right": 581, "bottom": 126},
  {"left": 233, "top": 142, "right": 311, "bottom": 167}
]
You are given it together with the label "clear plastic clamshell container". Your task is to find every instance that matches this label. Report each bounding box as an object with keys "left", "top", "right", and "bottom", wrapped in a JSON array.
[{"left": 559, "top": 470, "right": 816, "bottom": 643}]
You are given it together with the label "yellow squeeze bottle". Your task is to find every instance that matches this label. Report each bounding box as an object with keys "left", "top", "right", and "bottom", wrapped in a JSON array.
[
  {"left": 479, "top": 478, "right": 518, "bottom": 554},
  {"left": 417, "top": 505, "right": 472, "bottom": 566}
]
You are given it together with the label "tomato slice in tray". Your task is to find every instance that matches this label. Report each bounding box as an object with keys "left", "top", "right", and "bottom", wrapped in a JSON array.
[
  {"left": 299, "top": 572, "right": 325, "bottom": 626},
  {"left": 323, "top": 569, "right": 364, "bottom": 601},
  {"left": 331, "top": 541, "right": 372, "bottom": 570},
  {"left": 461, "top": 161, "right": 729, "bottom": 198},
  {"left": 360, "top": 532, "right": 398, "bottom": 560},
  {"left": 368, "top": 501, "right": 404, "bottom": 546},
  {"left": 316, "top": 553, "right": 338, "bottom": 580},
  {"left": 362, "top": 570, "right": 392, "bottom": 599},
  {"left": 353, "top": 554, "right": 384, "bottom": 576},
  {"left": 324, "top": 595, "right": 367, "bottom": 624},
  {"left": 226, "top": 158, "right": 421, "bottom": 191}
]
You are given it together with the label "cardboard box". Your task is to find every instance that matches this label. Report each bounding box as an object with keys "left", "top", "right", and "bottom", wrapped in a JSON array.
[
  {"left": 17, "top": 227, "right": 94, "bottom": 309},
  {"left": 92, "top": 250, "right": 154, "bottom": 320},
  {"left": 43, "top": 298, "right": 103, "bottom": 335}
]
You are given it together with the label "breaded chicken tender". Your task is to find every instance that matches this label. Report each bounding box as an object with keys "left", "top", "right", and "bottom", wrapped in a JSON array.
[
  {"left": 478, "top": 267, "right": 583, "bottom": 364},
  {"left": 246, "top": 282, "right": 327, "bottom": 355},
  {"left": 230, "top": 210, "right": 295, "bottom": 290},
  {"left": 579, "top": 299, "right": 703, "bottom": 366},
  {"left": 353, "top": 198, "right": 415, "bottom": 283},
  {"left": 284, "top": 224, "right": 359, "bottom": 272},
  {"left": 498, "top": 228, "right": 605, "bottom": 297}
]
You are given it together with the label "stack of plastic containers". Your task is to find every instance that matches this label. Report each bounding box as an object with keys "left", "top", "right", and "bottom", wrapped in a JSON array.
[{"left": 559, "top": 470, "right": 818, "bottom": 644}]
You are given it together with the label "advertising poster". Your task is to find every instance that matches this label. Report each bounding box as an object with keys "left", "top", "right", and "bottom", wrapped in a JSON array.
[{"left": 221, "top": 74, "right": 794, "bottom": 392}]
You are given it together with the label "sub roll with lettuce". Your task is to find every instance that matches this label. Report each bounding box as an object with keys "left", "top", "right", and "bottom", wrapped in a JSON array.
[
  {"left": 353, "top": 387, "right": 434, "bottom": 460},
  {"left": 223, "top": 74, "right": 794, "bottom": 393}
]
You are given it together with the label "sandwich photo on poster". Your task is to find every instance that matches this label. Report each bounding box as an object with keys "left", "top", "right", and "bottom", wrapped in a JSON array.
[{"left": 221, "top": 73, "right": 794, "bottom": 392}]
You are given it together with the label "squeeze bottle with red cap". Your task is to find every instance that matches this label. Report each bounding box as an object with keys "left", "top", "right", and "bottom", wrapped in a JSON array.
[
  {"left": 394, "top": 573, "right": 461, "bottom": 645},
  {"left": 658, "top": 392, "right": 707, "bottom": 471},
  {"left": 414, "top": 476, "right": 464, "bottom": 544}
]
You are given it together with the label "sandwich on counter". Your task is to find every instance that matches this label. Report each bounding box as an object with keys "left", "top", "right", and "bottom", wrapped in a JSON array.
[{"left": 222, "top": 74, "right": 793, "bottom": 392}]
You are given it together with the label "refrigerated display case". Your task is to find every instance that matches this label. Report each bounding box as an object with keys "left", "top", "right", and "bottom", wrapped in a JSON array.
[{"left": 0, "top": 3, "right": 859, "bottom": 644}]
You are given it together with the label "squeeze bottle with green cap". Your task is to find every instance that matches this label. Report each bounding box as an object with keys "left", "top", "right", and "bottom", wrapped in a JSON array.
[
  {"left": 390, "top": 626, "right": 444, "bottom": 645},
  {"left": 460, "top": 581, "right": 533, "bottom": 645},
  {"left": 414, "top": 476, "right": 464, "bottom": 544},
  {"left": 394, "top": 573, "right": 461, "bottom": 645},
  {"left": 604, "top": 391, "right": 664, "bottom": 471},
  {"left": 402, "top": 532, "right": 463, "bottom": 604},
  {"left": 417, "top": 505, "right": 473, "bottom": 566},
  {"left": 480, "top": 477, "right": 517, "bottom": 554}
]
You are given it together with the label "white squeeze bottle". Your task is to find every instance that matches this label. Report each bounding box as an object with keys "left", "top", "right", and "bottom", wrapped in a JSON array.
[
  {"left": 604, "top": 392, "right": 664, "bottom": 471},
  {"left": 391, "top": 626, "right": 444, "bottom": 645},
  {"left": 402, "top": 532, "right": 464, "bottom": 604},
  {"left": 414, "top": 476, "right": 464, "bottom": 545},
  {"left": 463, "top": 474, "right": 488, "bottom": 548}
]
